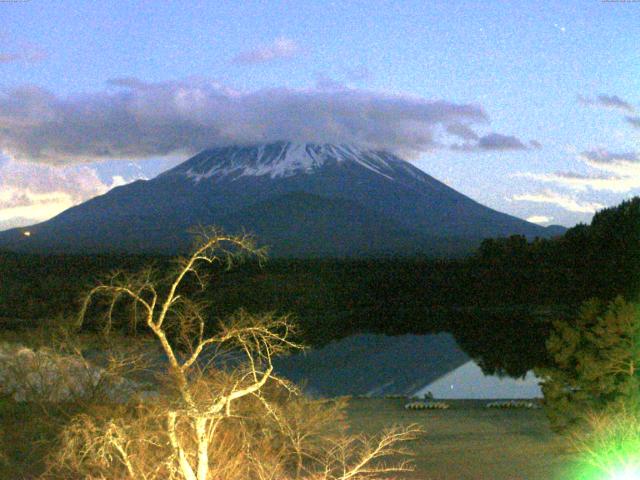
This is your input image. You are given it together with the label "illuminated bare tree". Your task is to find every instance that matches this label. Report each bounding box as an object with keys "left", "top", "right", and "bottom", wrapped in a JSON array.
[{"left": 52, "top": 228, "right": 419, "bottom": 480}]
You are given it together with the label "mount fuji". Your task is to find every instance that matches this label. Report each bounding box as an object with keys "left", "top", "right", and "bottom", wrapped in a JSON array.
[{"left": 0, "top": 142, "right": 563, "bottom": 257}]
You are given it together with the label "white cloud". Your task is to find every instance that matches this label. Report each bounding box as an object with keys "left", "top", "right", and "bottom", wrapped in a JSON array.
[
  {"left": 0, "top": 159, "right": 136, "bottom": 230},
  {"left": 579, "top": 149, "right": 640, "bottom": 177},
  {"left": 232, "top": 37, "right": 301, "bottom": 65},
  {"left": 110, "top": 175, "right": 128, "bottom": 188},
  {"left": 516, "top": 171, "right": 638, "bottom": 193},
  {"left": 511, "top": 190, "right": 604, "bottom": 213},
  {"left": 0, "top": 189, "right": 76, "bottom": 225},
  {"left": 512, "top": 98, "right": 639, "bottom": 223},
  {"left": 526, "top": 215, "right": 553, "bottom": 224},
  {"left": 514, "top": 149, "right": 640, "bottom": 193},
  {"left": 0, "top": 216, "right": 33, "bottom": 231}
]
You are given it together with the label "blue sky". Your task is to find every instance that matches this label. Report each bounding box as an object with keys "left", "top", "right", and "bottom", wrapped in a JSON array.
[{"left": 1, "top": 0, "right": 639, "bottom": 229}]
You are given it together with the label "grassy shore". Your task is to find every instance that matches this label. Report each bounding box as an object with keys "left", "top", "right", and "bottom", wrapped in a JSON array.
[{"left": 345, "top": 398, "right": 575, "bottom": 480}]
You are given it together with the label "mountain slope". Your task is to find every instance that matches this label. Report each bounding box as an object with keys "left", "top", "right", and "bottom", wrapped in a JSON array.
[
  {"left": 0, "top": 142, "right": 563, "bottom": 256},
  {"left": 219, "top": 192, "right": 430, "bottom": 257}
]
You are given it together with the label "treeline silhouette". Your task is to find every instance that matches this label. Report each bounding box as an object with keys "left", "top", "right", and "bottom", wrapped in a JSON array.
[{"left": 1, "top": 197, "right": 638, "bottom": 377}]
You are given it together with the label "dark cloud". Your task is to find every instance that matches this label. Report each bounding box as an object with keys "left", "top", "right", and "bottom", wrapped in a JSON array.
[
  {"left": 529, "top": 140, "right": 542, "bottom": 149},
  {"left": 578, "top": 94, "right": 635, "bottom": 113},
  {"left": 0, "top": 78, "right": 492, "bottom": 163},
  {"left": 626, "top": 116, "right": 640, "bottom": 129},
  {"left": 2, "top": 192, "right": 33, "bottom": 208},
  {"left": 314, "top": 74, "right": 347, "bottom": 91},
  {"left": 0, "top": 53, "right": 21, "bottom": 64},
  {"left": 478, "top": 133, "right": 528, "bottom": 150},
  {"left": 232, "top": 37, "right": 301, "bottom": 65},
  {"left": 450, "top": 133, "right": 530, "bottom": 152},
  {"left": 580, "top": 150, "right": 639, "bottom": 164},
  {"left": 448, "top": 143, "right": 475, "bottom": 152},
  {"left": 0, "top": 44, "right": 47, "bottom": 64},
  {"left": 345, "top": 65, "right": 371, "bottom": 82},
  {"left": 597, "top": 94, "right": 635, "bottom": 112},
  {"left": 446, "top": 123, "right": 479, "bottom": 141}
]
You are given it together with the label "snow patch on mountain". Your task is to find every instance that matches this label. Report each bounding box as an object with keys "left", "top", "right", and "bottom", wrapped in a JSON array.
[{"left": 166, "top": 142, "right": 405, "bottom": 182}]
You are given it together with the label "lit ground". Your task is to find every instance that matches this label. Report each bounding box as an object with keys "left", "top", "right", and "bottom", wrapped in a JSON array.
[
  {"left": 345, "top": 398, "right": 575, "bottom": 480},
  {"left": 1, "top": 396, "right": 579, "bottom": 479}
]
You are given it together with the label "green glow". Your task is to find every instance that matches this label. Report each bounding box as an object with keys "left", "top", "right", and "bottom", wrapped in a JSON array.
[
  {"left": 576, "top": 462, "right": 640, "bottom": 480},
  {"left": 610, "top": 466, "right": 640, "bottom": 480},
  {"left": 568, "top": 408, "right": 640, "bottom": 480}
]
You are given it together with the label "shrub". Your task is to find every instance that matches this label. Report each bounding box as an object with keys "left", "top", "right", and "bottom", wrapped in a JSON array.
[{"left": 0, "top": 339, "right": 145, "bottom": 403}]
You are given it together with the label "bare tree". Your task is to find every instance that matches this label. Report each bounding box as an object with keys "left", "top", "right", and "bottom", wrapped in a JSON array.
[{"left": 48, "top": 228, "right": 419, "bottom": 480}]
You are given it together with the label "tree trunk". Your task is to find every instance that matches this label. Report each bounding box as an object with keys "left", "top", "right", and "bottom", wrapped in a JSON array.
[
  {"left": 168, "top": 411, "right": 197, "bottom": 480},
  {"left": 195, "top": 417, "right": 209, "bottom": 480}
]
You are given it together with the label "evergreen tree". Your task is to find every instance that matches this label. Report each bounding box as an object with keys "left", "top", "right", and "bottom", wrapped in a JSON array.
[{"left": 537, "top": 297, "right": 640, "bottom": 431}]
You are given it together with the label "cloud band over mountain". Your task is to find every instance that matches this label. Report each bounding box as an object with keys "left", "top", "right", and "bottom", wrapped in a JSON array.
[{"left": 0, "top": 78, "right": 511, "bottom": 164}]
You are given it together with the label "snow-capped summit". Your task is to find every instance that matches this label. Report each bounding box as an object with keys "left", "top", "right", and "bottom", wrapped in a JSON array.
[
  {"left": 0, "top": 142, "right": 563, "bottom": 256},
  {"left": 163, "top": 142, "right": 408, "bottom": 182}
]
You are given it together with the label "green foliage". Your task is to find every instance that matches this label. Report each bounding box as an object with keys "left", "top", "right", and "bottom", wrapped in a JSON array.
[
  {"left": 586, "top": 197, "right": 640, "bottom": 301},
  {"left": 537, "top": 297, "right": 640, "bottom": 432},
  {"left": 477, "top": 196, "right": 640, "bottom": 304}
]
